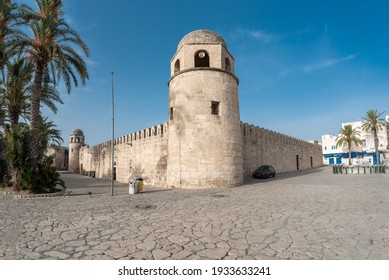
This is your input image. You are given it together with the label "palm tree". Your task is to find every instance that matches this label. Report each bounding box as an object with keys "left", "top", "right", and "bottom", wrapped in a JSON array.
[
  {"left": 0, "top": 0, "right": 20, "bottom": 81},
  {"left": 362, "top": 109, "right": 385, "bottom": 164},
  {"left": 1, "top": 58, "right": 32, "bottom": 129},
  {"left": 5, "top": 123, "right": 29, "bottom": 191},
  {"left": 336, "top": 124, "right": 363, "bottom": 165},
  {"left": 13, "top": 0, "right": 89, "bottom": 183},
  {"left": 1, "top": 59, "right": 64, "bottom": 129},
  {"left": 37, "top": 116, "right": 63, "bottom": 155},
  {"left": 17, "top": 0, "right": 89, "bottom": 131}
]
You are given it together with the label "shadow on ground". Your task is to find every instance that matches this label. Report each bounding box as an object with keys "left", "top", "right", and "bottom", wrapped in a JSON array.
[{"left": 244, "top": 166, "right": 326, "bottom": 186}]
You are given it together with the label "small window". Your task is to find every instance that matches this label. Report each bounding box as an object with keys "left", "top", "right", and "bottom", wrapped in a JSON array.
[
  {"left": 211, "top": 101, "right": 220, "bottom": 115},
  {"left": 174, "top": 59, "right": 180, "bottom": 74},
  {"left": 170, "top": 107, "right": 174, "bottom": 120},
  {"left": 225, "top": 58, "right": 231, "bottom": 71},
  {"left": 195, "top": 50, "right": 210, "bottom": 67}
]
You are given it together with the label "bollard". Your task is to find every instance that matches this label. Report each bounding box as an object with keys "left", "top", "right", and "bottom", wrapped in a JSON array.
[{"left": 357, "top": 166, "right": 360, "bottom": 174}]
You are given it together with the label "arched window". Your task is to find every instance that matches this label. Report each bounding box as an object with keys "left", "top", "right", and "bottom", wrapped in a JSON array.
[
  {"left": 174, "top": 59, "right": 180, "bottom": 74},
  {"left": 225, "top": 57, "right": 231, "bottom": 72},
  {"left": 195, "top": 50, "right": 209, "bottom": 67}
]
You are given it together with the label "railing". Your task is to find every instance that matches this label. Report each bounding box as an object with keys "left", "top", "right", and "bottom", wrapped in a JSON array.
[{"left": 332, "top": 165, "right": 387, "bottom": 174}]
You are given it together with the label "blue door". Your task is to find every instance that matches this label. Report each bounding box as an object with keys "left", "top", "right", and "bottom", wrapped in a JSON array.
[
  {"left": 336, "top": 158, "right": 342, "bottom": 164},
  {"left": 329, "top": 158, "right": 334, "bottom": 165}
]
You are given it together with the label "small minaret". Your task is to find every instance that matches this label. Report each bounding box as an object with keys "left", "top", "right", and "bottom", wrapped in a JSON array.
[
  {"left": 68, "top": 128, "right": 85, "bottom": 173},
  {"left": 166, "top": 30, "right": 243, "bottom": 188}
]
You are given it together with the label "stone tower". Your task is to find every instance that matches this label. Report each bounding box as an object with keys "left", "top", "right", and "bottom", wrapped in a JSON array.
[
  {"left": 68, "top": 128, "right": 84, "bottom": 173},
  {"left": 167, "top": 30, "right": 243, "bottom": 188}
]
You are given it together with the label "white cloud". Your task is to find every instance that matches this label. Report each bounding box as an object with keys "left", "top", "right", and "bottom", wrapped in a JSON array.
[
  {"left": 231, "top": 28, "right": 279, "bottom": 44},
  {"left": 303, "top": 54, "right": 358, "bottom": 73}
]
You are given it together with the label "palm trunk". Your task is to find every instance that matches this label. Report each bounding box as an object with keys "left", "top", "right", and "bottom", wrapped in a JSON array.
[
  {"left": 11, "top": 168, "right": 21, "bottom": 192},
  {"left": 30, "top": 65, "right": 44, "bottom": 131},
  {"left": 8, "top": 106, "right": 19, "bottom": 130},
  {"left": 28, "top": 64, "right": 44, "bottom": 190},
  {"left": 0, "top": 137, "right": 8, "bottom": 185},
  {"left": 374, "top": 129, "right": 379, "bottom": 164},
  {"left": 348, "top": 142, "right": 352, "bottom": 165}
]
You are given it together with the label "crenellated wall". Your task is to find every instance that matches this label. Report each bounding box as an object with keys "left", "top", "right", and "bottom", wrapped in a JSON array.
[
  {"left": 241, "top": 122, "right": 323, "bottom": 177},
  {"left": 76, "top": 121, "right": 322, "bottom": 188},
  {"left": 79, "top": 123, "right": 168, "bottom": 187}
]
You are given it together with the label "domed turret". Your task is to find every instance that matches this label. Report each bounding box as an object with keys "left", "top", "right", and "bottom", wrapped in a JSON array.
[
  {"left": 167, "top": 29, "right": 243, "bottom": 188},
  {"left": 68, "top": 128, "right": 85, "bottom": 173},
  {"left": 170, "top": 29, "right": 235, "bottom": 76},
  {"left": 177, "top": 30, "right": 227, "bottom": 51}
]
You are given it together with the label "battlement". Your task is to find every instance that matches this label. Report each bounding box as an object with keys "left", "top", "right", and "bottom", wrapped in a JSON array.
[
  {"left": 240, "top": 122, "right": 322, "bottom": 176},
  {"left": 87, "top": 122, "right": 169, "bottom": 150},
  {"left": 241, "top": 122, "right": 320, "bottom": 147}
]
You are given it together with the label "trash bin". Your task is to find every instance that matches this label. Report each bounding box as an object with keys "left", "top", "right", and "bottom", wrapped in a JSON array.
[
  {"left": 136, "top": 178, "right": 143, "bottom": 192},
  {"left": 129, "top": 179, "right": 138, "bottom": 194}
]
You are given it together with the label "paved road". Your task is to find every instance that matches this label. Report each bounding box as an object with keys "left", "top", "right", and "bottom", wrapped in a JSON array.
[{"left": 1, "top": 167, "right": 388, "bottom": 260}]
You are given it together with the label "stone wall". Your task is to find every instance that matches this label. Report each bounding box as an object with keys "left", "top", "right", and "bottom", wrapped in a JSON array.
[
  {"left": 77, "top": 121, "right": 322, "bottom": 188},
  {"left": 79, "top": 123, "right": 168, "bottom": 187},
  {"left": 46, "top": 146, "right": 68, "bottom": 171},
  {"left": 241, "top": 122, "right": 323, "bottom": 177}
]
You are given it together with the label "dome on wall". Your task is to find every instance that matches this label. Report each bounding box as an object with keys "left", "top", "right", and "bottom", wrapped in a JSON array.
[
  {"left": 177, "top": 30, "right": 227, "bottom": 51},
  {"left": 71, "top": 128, "right": 84, "bottom": 136}
]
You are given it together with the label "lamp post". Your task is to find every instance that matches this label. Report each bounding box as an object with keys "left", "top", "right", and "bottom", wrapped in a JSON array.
[{"left": 111, "top": 72, "right": 115, "bottom": 196}]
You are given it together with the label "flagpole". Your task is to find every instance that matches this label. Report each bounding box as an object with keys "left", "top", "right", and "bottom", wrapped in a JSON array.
[{"left": 111, "top": 72, "right": 115, "bottom": 196}]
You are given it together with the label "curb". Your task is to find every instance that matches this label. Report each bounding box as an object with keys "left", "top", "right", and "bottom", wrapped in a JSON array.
[{"left": 1, "top": 189, "right": 67, "bottom": 199}]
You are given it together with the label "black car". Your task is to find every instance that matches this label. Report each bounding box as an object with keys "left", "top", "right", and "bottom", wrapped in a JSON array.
[{"left": 252, "top": 165, "right": 276, "bottom": 179}]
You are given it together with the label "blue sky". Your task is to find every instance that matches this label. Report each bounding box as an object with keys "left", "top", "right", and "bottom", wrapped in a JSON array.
[{"left": 20, "top": 0, "right": 389, "bottom": 146}]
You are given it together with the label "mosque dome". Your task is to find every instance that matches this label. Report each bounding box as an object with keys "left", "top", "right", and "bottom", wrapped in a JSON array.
[
  {"left": 177, "top": 30, "right": 227, "bottom": 51},
  {"left": 71, "top": 128, "right": 84, "bottom": 136}
]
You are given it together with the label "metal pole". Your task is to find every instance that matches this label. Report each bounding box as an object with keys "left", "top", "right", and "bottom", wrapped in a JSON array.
[{"left": 111, "top": 72, "right": 115, "bottom": 196}]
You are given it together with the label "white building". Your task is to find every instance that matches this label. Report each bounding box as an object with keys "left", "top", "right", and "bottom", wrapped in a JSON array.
[{"left": 322, "top": 117, "right": 389, "bottom": 165}]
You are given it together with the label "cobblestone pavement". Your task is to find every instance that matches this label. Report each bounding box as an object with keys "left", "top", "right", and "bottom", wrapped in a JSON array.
[{"left": 1, "top": 167, "right": 389, "bottom": 260}]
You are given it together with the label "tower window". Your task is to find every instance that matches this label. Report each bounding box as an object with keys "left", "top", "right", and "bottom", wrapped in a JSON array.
[
  {"left": 174, "top": 59, "right": 180, "bottom": 74},
  {"left": 211, "top": 101, "right": 220, "bottom": 115},
  {"left": 170, "top": 107, "right": 174, "bottom": 120},
  {"left": 225, "top": 58, "right": 231, "bottom": 72},
  {"left": 195, "top": 50, "right": 210, "bottom": 67}
]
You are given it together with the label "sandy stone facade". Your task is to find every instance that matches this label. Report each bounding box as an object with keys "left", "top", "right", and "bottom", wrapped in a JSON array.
[
  {"left": 74, "top": 30, "right": 322, "bottom": 188},
  {"left": 46, "top": 146, "right": 68, "bottom": 171}
]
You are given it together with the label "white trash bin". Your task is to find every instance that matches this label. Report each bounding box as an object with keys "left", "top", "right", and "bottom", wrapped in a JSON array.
[{"left": 129, "top": 180, "right": 138, "bottom": 194}]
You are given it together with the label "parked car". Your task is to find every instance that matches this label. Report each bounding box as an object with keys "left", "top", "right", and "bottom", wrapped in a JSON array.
[{"left": 252, "top": 165, "right": 276, "bottom": 179}]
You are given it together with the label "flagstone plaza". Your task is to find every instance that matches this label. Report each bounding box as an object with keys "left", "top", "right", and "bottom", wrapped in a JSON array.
[{"left": 1, "top": 167, "right": 388, "bottom": 260}]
